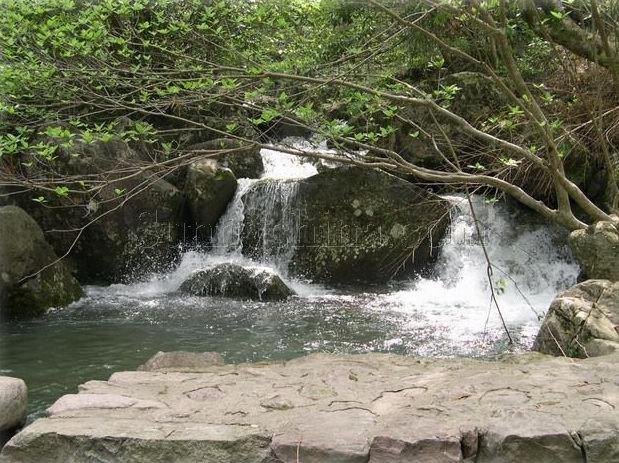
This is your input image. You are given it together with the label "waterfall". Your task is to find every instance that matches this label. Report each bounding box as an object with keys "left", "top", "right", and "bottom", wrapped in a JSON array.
[
  {"left": 211, "top": 178, "right": 259, "bottom": 255},
  {"left": 380, "top": 195, "right": 579, "bottom": 346},
  {"left": 239, "top": 179, "right": 301, "bottom": 270},
  {"left": 209, "top": 138, "right": 318, "bottom": 273},
  {"left": 97, "top": 138, "right": 579, "bottom": 344}
]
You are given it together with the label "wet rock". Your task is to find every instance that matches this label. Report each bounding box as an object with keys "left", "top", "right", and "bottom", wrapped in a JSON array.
[
  {"left": 0, "top": 206, "right": 82, "bottom": 319},
  {"left": 243, "top": 166, "right": 451, "bottom": 284},
  {"left": 179, "top": 264, "right": 294, "bottom": 301},
  {"left": 184, "top": 139, "right": 264, "bottom": 179},
  {"left": 533, "top": 279, "right": 619, "bottom": 357},
  {"left": 14, "top": 137, "right": 184, "bottom": 284},
  {"left": 184, "top": 159, "right": 237, "bottom": 240},
  {"left": 2, "top": 353, "right": 618, "bottom": 462},
  {"left": 569, "top": 221, "right": 619, "bottom": 281},
  {"left": 138, "top": 351, "right": 225, "bottom": 372},
  {"left": 0, "top": 377, "right": 27, "bottom": 436}
]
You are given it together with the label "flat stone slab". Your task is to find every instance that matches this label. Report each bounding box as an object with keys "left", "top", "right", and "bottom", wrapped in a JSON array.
[{"left": 2, "top": 353, "right": 619, "bottom": 462}]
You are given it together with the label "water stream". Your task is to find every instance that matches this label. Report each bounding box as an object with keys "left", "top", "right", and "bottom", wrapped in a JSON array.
[{"left": 0, "top": 137, "right": 579, "bottom": 418}]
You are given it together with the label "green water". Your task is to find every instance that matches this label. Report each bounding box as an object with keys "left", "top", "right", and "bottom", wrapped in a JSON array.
[{"left": 0, "top": 287, "right": 526, "bottom": 419}]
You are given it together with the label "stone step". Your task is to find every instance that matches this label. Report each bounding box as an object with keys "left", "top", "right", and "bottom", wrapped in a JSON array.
[{"left": 1, "top": 353, "right": 618, "bottom": 462}]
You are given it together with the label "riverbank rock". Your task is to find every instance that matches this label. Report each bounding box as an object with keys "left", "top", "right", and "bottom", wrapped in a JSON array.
[
  {"left": 184, "top": 160, "right": 237, "bottom": 240},
  {"left": 179, "top": 264, "right": 295, "bottom": 301},
  {"left": 2, "top": 352, "right": 618, "bottom": 462},
  {"left": 242, "top": 167, "right": 451, "bottom": 284},
  {"left": 0, "top": 377, "right": 27, "bottom": 445},
  {"left": 14, "top": 137, "right": 184, "bottom": 284},
  {"left": 569, "top": 221, "right": 619, "bottom": 281},
  {"left": 0, "top": 206, "right": 82, "bottom": 319},
  {"left": 138, "top": 351, "right": 225, "bottom": 372},
  {"left": 534, "top": 279, "right": 619, "bottom": 358},
  {"left": 184, "top": 139, "right": 264, "bottom": 179}
]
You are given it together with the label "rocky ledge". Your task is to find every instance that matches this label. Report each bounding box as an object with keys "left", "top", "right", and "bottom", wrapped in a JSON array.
[{"left": 1, "top": 353, "right": 618, "bottom": 463}]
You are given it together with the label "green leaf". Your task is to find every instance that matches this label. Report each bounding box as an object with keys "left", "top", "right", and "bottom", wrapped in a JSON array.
[
  {"left": 54, "top": 186, "right": 70, "bottom": 197},
  {"left": 468, "top": 162, "right": 486, "bottom": 171}
]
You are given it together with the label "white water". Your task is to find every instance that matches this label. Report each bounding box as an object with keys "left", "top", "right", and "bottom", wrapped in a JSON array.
[
  {"left": 86, "top": 137, "right": 579, "bottom": 354},
  {"left": 375, "top": 195, "right": 579, "bottom": 353},
  {"left": 95, "top": 138, "right": 320, "bottom": 298}
]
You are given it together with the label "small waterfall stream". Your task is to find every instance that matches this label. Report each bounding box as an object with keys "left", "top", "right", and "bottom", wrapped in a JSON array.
[
  {"left": 377, "top": 195, "right": 579, "bottom": 353},
  {"left": 1, "top": 137, "right": 580, "bottom": 416}
]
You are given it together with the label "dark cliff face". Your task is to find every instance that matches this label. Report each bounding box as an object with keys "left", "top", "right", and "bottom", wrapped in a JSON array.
[
  {"left": 10, "top": 138, "right": 185, "bottom": 285},
  {"left": 0, "top": 205, "right": 82, "bottom": 320}
]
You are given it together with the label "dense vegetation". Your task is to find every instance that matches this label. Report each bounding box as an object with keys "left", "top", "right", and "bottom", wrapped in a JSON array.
[{"left": 1, "top": 0, "right": 618, "bottom": 235}]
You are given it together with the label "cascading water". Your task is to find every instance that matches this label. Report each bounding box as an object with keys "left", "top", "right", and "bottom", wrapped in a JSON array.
[
  {"left": 211, "top": 139, "right": 318, "bottom": 271},
  {"left": 211, "top": 178, "right": 259, "bottom": 255},
  {"left": 377, "top": 194, "right": 579, "bottom": 355},
  {"left": 105, "top": 137, "right": 319, "bottom": 296},
  {"left": 1, "top": 137, "right": 581, "bottom": 417}
]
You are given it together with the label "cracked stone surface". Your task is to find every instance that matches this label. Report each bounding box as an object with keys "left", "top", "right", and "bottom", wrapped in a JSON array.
[{"left": 1, "top": 353, "right": 618, "bottom": 462}]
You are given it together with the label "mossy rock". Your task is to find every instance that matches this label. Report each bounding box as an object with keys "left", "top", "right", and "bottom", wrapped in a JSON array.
[
  {"left": 13, "top": 136, "right": 185, "bottom": 284},
  {"left": 184, "top": 159, "right": 237, "bottom": 241},
  {"left": 241, "top": 166, "right": 451, "bottom": 285},
  {"left": 0, "top": 206, "right": 82, "bottom": 319}
]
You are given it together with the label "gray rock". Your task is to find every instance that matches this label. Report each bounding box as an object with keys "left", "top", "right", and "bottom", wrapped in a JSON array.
[
  {"left": 179, "top": 264, "right": 295, "bottom": 301},
  {"left": 579, "top": 419, "right": 619, "bottom": 462},
  {"left": 138, "top": 351, "right": 225, "bottom": 372},
  {"left": 242, "top": 166, "right": 451, "bottom": 284},
  {"left": 0, "top": 206, "right": 82, "bottom": 319},
  {"left": 2, "top": 353, "right": 618, "bottom": 462},
  {"left": 369, "top": 434, "right": 462, "bottom": 463},
  {"left": 14, "top": 137, "right": 184, "bottom": 284},
  {"left": 569, "top": 221, "right": 619, "bottom": 281},
  {"left": 533, "top": 279, "right": 619, "bottom": 357},
  {"left": 0, "top": 377, "right": 27, "bottom": 432},
  {"left": 47, "top": 394, "right": 166, "bottom": 416},
  {"left": 184, "top": 159, "right": 237, "bottom": 240},
  {"left": 185, "top": 139, "right": 264, "bottom": 179}
]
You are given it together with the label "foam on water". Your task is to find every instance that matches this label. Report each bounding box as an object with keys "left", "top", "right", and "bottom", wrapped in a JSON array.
[
  {"left": 92, "top": 138, "right": 322, "bottom": 298},
  {"left": 83, "top": 142, "right": 579, "bottom": 354},
  {"left": 377, "top": 195, "right": 579, "bottom": 350}
]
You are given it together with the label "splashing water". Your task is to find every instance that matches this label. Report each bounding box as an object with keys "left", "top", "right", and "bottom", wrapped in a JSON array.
[
  {"left": 1, "top": 139, "right": 581, "bottom": 417},
  {"left": 378, "top": 195, "right": 579, "bottom": 354}
]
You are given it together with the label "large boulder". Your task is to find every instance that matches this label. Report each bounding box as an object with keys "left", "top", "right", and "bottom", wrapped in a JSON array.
[
  {"left": 15, "top": 137, "right": 184, "bottom": 284},
  {"left": 0, "top": 377, "right": 27, "bottom": 441},
  {"left": 533, "top": 280, "right": 619, "bottom": 358},
  {"left": 0, "top": 206, "right": 82, "bottom": 319},
  {"left": 184, "top": 139, "right": 264, "bottom": 179},
  {"left": 241, "top": 167, "right": 451, "bottom": 284},
  {"left": 179, "top": 264, "right": 295, "bottom": 301},
  {"left": 183, "top": 160, "right": 237, "bottom": 241},
  {"left": 569, "top": 221, "right": 619, "bottom": 281}
]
